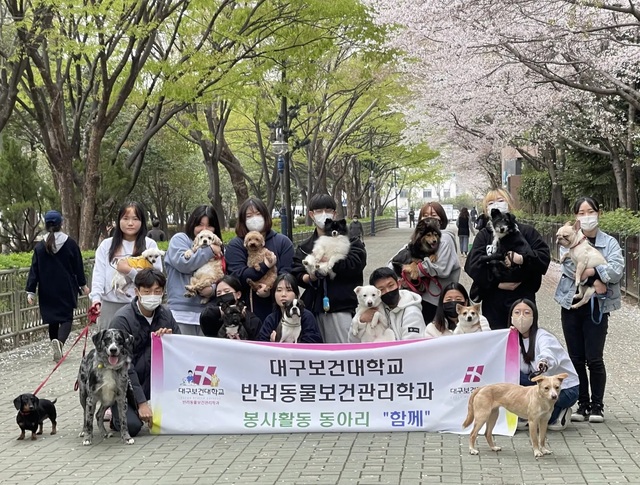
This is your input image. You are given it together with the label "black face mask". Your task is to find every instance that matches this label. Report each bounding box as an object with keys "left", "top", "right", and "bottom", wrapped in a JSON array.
[
  {"left": 381, "top": 288, "right": 400, "bottom": 307},
  {"left": 443, "top": 301, "right": 461, "bottom": 320},
  {"left": 216, "top": 293, "right": 237, "bottom": 306}
]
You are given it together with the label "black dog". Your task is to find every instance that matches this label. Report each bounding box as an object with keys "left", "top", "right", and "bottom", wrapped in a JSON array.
[
  {"left": 481, "top": 209, "right": 533, "bottom": 281},
  {"left": 14, "top": 393, "right": 57, "bottom": 440},
  {"left": 392, "top": 218, "right": 441, "bottom": 281},
  {"left": 78, "top": 329, "right": 135, "bottom": 446},
  {"left": 217, "top": 300, "right": 249, "bottom": 340}
]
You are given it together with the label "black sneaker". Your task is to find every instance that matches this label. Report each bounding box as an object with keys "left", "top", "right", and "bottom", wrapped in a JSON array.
[
  {"left": 571, "top": 403, "right": 590, "bottom": 422},
  {"left": 589, "top": 404, "right": 604, "bottom": 423}
]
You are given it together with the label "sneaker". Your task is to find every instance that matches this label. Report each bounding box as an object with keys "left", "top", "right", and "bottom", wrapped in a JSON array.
[
  {"left": 571, "top": 403, "right": 590, "bottom": 422},
  {"left": 517, "top": 418, "right": 529, "bottom": 430},
  {"left": 589, "top": 404, "right": 604, "bottom": 423},
  {"left": 51, "top": 339, "right": 63, "bottom": 363},
  {"left": 548, "top": 407, "right": 570, "bottom": 431},
  {"left": 104, "top": 408, "right": 112, "bottom": 422}
]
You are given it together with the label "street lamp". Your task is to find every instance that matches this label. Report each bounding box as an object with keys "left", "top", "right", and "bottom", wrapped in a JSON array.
[
  {"left": 369, "top": 175, "right": 376, "bottom": 236},
  {"left": 394, "top": 168, "right": 399, "bottom": 229},
  {"left": 272, "top": 128, "right": 290, "bottom": 239}
]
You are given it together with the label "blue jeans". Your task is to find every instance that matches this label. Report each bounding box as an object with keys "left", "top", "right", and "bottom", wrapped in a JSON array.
[{"left": 520, "top": 372, "right": 580, "bottom": 422}]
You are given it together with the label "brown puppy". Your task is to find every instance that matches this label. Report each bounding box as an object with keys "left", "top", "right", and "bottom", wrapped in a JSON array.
[
  {"left": 462, "top": 373, "right": 568, "bottom": 458},
  {"left": 244, "top": 230, "right": 277, "bottom": 298}
]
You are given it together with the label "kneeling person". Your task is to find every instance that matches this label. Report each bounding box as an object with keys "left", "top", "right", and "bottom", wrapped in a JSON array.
[
  {"left": 350, "top": 267, "right": 426, "bottom": 342},
  {"left": 109, "top": 268, "right": 180, "bottom": 436}
]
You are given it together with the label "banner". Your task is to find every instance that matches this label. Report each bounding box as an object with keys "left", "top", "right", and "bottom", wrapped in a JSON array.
[{"left": 150, "top": 329, "right": 520, "bottom": 435}]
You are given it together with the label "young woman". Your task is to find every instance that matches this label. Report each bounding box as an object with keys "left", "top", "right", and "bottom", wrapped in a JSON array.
[
  {"left": 390, "top": 201, "right": 460, "bottom": 324},
  {"left": 465, "top": 189, "right": 550, "bottom": 329},
  {"left": 257, "top": 273, "right": 323, "bottom": 343},
  {"left": 26, "top": 210, "right": 90, "bottom": 362},
  {"left": 510, "top": 299, "right": 579, "bottom": 431},
  {"left": 165, "top": 205, "right": 223, "bottom": 336},
  {"left": 199, "top": 275, "right": 262, "bottom": 339},
  {"left": 90, "top": 202, "right": 161, "bottom": 330},
  {"left": 424, "top": 283, "right": 489, "bottom": 337},
  {"left": 456, "top": 207, "right": 471, "bottom": 257},
  {"left": 554, "top": 197, "right": 623, "bottom": 424},
  {"left": 225, "top": 198, "right": 294, "bottom": 323}
]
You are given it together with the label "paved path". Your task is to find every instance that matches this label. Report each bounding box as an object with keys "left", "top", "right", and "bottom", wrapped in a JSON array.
[{"left": 1, "top": 226, "right": 640, "bottom": 484}]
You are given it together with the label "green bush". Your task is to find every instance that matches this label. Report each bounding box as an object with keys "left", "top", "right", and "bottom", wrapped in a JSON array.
[
  {"left": 0, "top": 249, "right": 96, "bottom": 270},
  {"left": 518, "top": 208, "right": 640, "bottom": 237}
]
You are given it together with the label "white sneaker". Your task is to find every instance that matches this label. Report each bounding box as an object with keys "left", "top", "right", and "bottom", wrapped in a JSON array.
[
  {"left": 51, "top": 339, "right": 62, "bottom": 362},
  {"left": 517, "top": 418, "right": 529, "bottom": 430},
  {"left": 104, "top": 408, "right": 112, "bottom": 422},
  {"left": 548, "top": 407, "right": 570, "bottom": 431}
]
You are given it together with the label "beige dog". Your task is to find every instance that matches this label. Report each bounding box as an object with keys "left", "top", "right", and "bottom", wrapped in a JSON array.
[
  {"left": 556, "top": 221, "right": 607, "bottom": 308},
  {"left": 244, "top": 231, "right": 277, "bottom": 298},
  {"left": 184, "top": 230, "right": 224, "bottom": 303},
  {"left": 462, "top": 373, "right": 568, "bottom": 458},
  {"left": 452, "top": 303, "right": 487, "bottom": 334}
]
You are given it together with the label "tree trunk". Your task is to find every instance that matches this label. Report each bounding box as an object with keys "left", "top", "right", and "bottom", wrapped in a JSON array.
[
  {"left": 610, "top": 148, "right": 627, "bottom": 208},
  {"left": 625, "top": 104, "right": 638, "bottom": 210},
  {"left": 78, "top": 129, "right": 103, "bottom": 249}
]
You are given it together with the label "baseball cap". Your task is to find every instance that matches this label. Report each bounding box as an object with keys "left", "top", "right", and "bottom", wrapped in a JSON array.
[{"left": 44, "top": 210, "right": 63, "bottom": 225}]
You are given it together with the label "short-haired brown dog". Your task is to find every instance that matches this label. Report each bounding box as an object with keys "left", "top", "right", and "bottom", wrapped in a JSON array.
[{"left": 462, "top": 373, "right": 568, "bottom": 458}]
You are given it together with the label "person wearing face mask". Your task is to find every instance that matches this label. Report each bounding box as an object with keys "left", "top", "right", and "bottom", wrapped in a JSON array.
[
  {"left": 465, "top": 188, "right": 550, "bottom": 330},
  {"left": 199, "top": 275, "right": 262, "bottom": 339},
  {"left": 291, "top": 194, "right": 367, "bottom": 343},
  {"left": 226, "top": 198, "right": 294, "bottom": 323},
  {"left": 424, "top": 283, "right": 490, "bottom": 337},
  {"left": 554, "top": 196, "right": 623, "bottom": 424},
  {"left": 109, "top": 268, "right": 180, "bottom": 437},
  {"left": 350, "top": 267, "right": 425, "bottom": 342},
  {"left": 509, "top": 299, "right": 579, "bottom": 431}
]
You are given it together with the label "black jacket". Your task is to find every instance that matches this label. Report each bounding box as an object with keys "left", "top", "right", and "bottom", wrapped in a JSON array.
[
  {"left": 110, "top": 301, "right": 181, "bottom": 405},
  {"left": 457, "top": 216, "right": 470, "bottom": 236},
  {"left": 291, "top": 231, "right": 366, "bottom": 314}
]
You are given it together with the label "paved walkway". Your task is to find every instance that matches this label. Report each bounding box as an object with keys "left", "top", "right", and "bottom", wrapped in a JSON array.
[{"left": 1, "top": 225, "right": 640, "bottom": 484}]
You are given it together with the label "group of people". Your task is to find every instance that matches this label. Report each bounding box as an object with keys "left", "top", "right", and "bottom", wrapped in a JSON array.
[{"left": 25, "top": 188, "right": 622, "bottom": 436}]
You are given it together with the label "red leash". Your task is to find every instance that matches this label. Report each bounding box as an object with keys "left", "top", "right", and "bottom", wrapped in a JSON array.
[{"left": 34, "top": 306, "right": 99, "bottom": 396}]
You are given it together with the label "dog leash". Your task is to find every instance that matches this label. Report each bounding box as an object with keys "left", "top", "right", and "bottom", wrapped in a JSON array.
[{"left": 590, "top": 290, "right": 611, "bottom": 325}]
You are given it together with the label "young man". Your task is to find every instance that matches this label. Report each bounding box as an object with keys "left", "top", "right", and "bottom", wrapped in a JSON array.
[
  {"left": 109, "top": 268, "right": 180, "bottom": 436},
  {"left": 291, "top": 194, "right": 366, "bottom": 343},
  {"left": 350, "top": 267, "right": 426, "bottom": 342},
  {"left": 408, "top": 209, "right": 415, "bottom": 228},
  {"left": 348, "top": 214, "right": 364, "bottom": 241},
  {"left": 147, "top": 219, "right": 166, "bottom": 242}
]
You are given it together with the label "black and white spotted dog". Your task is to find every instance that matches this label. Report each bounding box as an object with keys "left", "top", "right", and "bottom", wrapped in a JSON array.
[{"left": 78, "top": 329, "right": 135, "bottom": 446}]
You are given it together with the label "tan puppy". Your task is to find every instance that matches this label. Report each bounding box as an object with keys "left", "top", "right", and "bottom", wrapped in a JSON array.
[
  {"left": 244, "top": 230, "right": 277, "bottom": 298},
  {"left": 452, "top": 303, "right": 485, "bottom": 334},
  {"left": 184, "top": 230, "right": 224, "bottom": 303},
  {"left": 556, "top": 220, "right": 607, "bottom": 308},
  {"left": 462, "top": 373, "right": 568, "bottom": 458}
]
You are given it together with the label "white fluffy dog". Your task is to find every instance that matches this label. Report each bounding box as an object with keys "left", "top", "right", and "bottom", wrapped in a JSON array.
[
  {"left": 111, "top": 248, "right": 165, "bottom": 295},
  {"left": 303, "top": 219, "right": 351, "bottom": 280},
  {"left": 184, "top": 230, "right": 224, "bottom": 303},
  {"left": 351, "top": 285, "right": 395, "bottom": 343}
]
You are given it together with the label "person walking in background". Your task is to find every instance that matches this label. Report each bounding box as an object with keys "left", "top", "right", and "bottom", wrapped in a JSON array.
[
  {"left": 555, "top": 196, "right": 623, "bottom": 424},
  {"left": 408, "top": 209, "right": 416, "bottom": 228},
  {"left": 456, "top": 207, "right": 471, "bottom": 257},
  {"left": 225, "top": 197, "right": 294, "bottom": 323},
  {"left": 348, "top": 214, "right": 364, "bottom": 242},
  {"left": 90, "top": 202, "right": 162, "bottom": 331},
  {"left": 26, "top": 210, "right": 90, "bottom": 362},
  {"left": 165, "top": 205, "right": 223, "bottom": 336},
  {"left": 147, "top": 219, "right": 166, "bottom": 242}
]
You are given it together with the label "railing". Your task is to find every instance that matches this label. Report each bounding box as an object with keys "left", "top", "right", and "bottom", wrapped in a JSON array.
[{"left": 0, "top": 220, "right": 397, "bottom": 351}]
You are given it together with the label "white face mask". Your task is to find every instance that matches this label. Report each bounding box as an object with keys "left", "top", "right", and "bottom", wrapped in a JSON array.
[
  {"left": 139, "top": 295, "right": 163, "bottom": 312},
  {"left": 578, "top": 215, "right": 598, "bottom": 232},
  {"left": 246, "top": 215, "right": 265, "bottom": 232},
  {"left": 314, "top": 212, "right": 333, "bottom": 229},
  {"left": 488, "top": 200, "right": 509, "bottom": 213},
  {"left": 511, "top": 314, "right": 534, "bottom": 334}
]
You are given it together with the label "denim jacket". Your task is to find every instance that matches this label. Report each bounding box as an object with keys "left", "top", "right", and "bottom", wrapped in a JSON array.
[{"left": 554, "top": 229, "right": 623, "bottom": 313}]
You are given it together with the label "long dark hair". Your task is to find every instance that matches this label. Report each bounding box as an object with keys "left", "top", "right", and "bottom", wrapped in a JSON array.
[
  {"left": 108, "top": 202, "right": 148, "bottom": 262},
  {"left": 236, "top": 197, "right": 272, "bottom": 238},
  {"left": 459, "top": 207, "right": 469, "bottom": 219},
  {"left": 185, "top": 205, "right": 222, "bottom": 240},
  {"left": 433, "top": 282, "right": 470, "bottom": 332},
  {"left": 509, "top": 298, "right": 539, "bottom": 364},
  {"left": 44, "top": 221, "right": 62, "bottom": 255}
]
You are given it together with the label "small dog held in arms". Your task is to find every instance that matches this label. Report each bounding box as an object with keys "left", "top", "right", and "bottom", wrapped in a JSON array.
[
  {"left": 14, "top": 393, "right": 57, "bottom": 440},
  {"left": 244, "top": 230, "right": 277, "bottom": 297},
  {"left": 462, "top": 373, "right": 569, "bottom": 458},
  {"left": 303, "top": 219, "right": 351, "bottom": 280},
  {"left": 556, "top": 220, "right": 608, "bottom": 309},
  {"left": 351, "top": 285, "right": 395, "bottom": 343},
  {"left": 184, "top": 229, "right": 225, "bottom": 303},
  {"left": 78, "top": 329, "right": 135, "bottom": 446},
  {"left": 273, "top": 299, "right": 305, "bottom": 343},
  {"left": 481, "top": 209, "right": 532, "bottom": 281},
  {"left": 217, "top": 300, "right": 249, "bottom": 340},
  {"left": 452, "top": 303, "right": 489, "bottom": 334},
  {"left": 111, "top": 248, "right": 165, "bottom": 295},
  {"left": 400, "top": 218, "right": 441, "bottom": 281}
]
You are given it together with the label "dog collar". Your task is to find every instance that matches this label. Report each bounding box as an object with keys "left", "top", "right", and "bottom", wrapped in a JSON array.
[
  {"left": 569, "top": 235, "right": 587, "bottom": 249},
  {"left": 19, "top": 410, "right": 33, "bottom": 416}
]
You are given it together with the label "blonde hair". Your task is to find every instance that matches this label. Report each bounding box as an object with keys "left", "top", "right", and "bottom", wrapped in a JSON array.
[{"left": 483, "top": 188, "right": 514, "bottom": 214}]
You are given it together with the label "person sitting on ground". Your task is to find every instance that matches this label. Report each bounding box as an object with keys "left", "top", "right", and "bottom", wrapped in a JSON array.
[
  {"left": 510, "top": 298, "right": 579, "bottom": 431},
  {"left": 199, "top": 275, "right": 262, "bottom": 339},
  {"left": 424, "top": 282, "right": 490, "bottom": 337},
  {"left": 350, "top": 267, "right": 425, "bottom": 342},
  {"left": 147, "top": 219, "right": 166, "bottom": 242},
  {"left": 109, "top": 268, "right": 180, "bottom": 437}
]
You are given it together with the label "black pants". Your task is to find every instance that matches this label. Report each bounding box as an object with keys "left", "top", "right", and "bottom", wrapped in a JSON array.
[
  {"left": 561, "top": 304, "right": 608, "bottom": 407},
  {"left": 111, "top": 401, "right": 143, "bottom": 437},
  {"left": 421, "top": 301, "right": 437, "bottom": 325},
  {"left": 48, "top": 321, "right": 72, "bottom": 345}
]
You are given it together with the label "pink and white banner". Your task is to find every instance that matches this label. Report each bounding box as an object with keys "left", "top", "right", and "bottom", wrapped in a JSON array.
[{"left": 149, "top": 329, "right": 520, "bottom": 434}]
